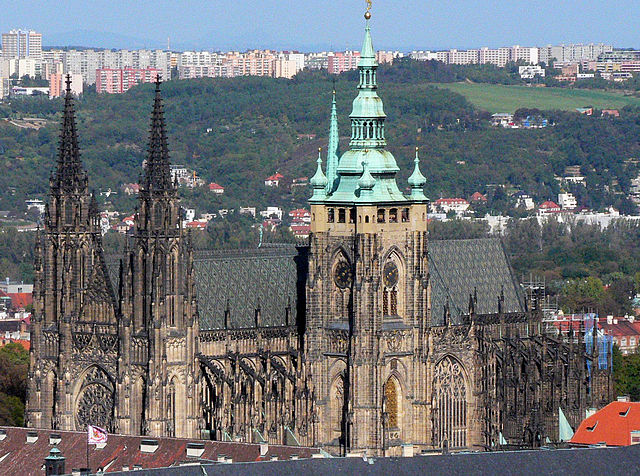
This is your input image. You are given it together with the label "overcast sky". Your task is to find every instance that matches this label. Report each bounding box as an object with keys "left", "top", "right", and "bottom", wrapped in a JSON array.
[{"left": 1, "top": 0, "right": 638, "bottom": 51}]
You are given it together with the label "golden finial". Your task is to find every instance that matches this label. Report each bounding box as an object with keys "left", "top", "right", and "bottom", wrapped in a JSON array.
[{"left": 365, "top": 0, "right": 372, "bottom": 19}]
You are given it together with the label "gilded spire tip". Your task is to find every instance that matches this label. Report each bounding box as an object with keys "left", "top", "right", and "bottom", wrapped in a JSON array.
[{"left": 365, "top": 0, "right": 372, "bottom": 19}]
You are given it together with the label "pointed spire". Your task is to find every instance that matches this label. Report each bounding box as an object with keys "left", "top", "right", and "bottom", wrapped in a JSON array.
[
  {"left": 310, "top": 148, "right": 328, "bottom": 202},
  {"left": 408, "top": 147, "right": 428, "bottom": 201},
  {"left": 54, "top": 74, "right": 87, "bottom": 193},
  {"left": 325, "top": 90, "right": 340, "bottom": 194},
  {"left": 142, "top": 76, "right": 173, "bottom": 193}
]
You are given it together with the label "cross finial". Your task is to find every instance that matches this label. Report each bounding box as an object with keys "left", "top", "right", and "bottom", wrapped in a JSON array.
[{"left": 365, "top": 0, "right": 372, "bottom": 19}]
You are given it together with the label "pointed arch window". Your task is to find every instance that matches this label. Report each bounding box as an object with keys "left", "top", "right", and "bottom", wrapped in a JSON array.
[
  {"left": 384, "top": 377, "right": 400, "bottom": 429},
  {"left": 64, "top": 201, "right": 73, "bottom": 225},
  {"left": 432, "top": 357, "right": 468, "bottom": 449}
]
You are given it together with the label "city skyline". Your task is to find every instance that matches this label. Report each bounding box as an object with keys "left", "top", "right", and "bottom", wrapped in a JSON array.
[{"left": 1, "top": 0, "right": 639, "bottom": 51}]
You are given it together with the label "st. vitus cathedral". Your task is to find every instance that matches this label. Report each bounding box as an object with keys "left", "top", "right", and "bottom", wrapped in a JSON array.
[{"left": 26, "top": 9, "right": 613, "bottom": 457}]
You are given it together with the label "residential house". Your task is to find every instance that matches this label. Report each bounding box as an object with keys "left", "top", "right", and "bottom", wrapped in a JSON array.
[
  {"left": 121, "top": 183, "right": 140, "bottom": 195},
  {"left": 558, "top": 192, "right": 578, "bottom": 210},
  {"left": 538, "top": 200, "right": 561, "bottom": 215},
  {"left": 288, "top": 208, "right": 311, "bottom": 223},
  {"left": 208, "top": 183, "right": 225, "bottom": 194},
  {"left": 469, "top": 192, "right": 487, "bottom": 204},
  {"left": 265, "top": 173, "right": 284, "bottom": 187},
  {"left": 260, "top": 207, "right": 283, "bottom": 220},
  {"left": 600, "top": 315, "right": 640, "bottom": 355},
  {"left": 571, "top": 400, "right": 640, "bottom": 447},
  {"left": 433, "top": 198, "right": 470, "bottom": 215}
]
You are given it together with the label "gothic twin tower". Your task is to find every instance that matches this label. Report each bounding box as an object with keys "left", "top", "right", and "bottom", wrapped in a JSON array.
[{"left": 26, "top": 14, "right": 611, "bottom": 456}]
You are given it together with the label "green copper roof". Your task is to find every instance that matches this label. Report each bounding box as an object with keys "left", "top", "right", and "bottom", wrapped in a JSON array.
[
  {"left": 309, "top": 148, "right": 328, "bottom": 202},
  {"left": 408, "top": 147, "right": 428, "bottom": 201},
  {"left": 310, "top": 15, "right": 427, "bottom": 206},
  {"left": 325, "top": 90, "right": 340, "bottom": 194}
]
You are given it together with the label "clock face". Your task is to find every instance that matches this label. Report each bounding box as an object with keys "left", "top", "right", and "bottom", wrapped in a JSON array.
[
  {"left": 383, "top": 262, "right": 399, "bottom": 288},
  {"left": 334, "top": 261, "right": 352, "bottom": 289}
]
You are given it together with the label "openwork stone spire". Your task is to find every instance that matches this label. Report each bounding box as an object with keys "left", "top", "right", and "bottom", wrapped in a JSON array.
[
  {"left": 54, "top": 74, "right": 87, "bottom": 193},
  {"left": 142, "top": 77, "right": 173, "bottom": 193}
]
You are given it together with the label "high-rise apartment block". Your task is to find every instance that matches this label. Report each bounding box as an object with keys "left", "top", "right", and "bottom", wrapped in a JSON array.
[
  {"left": 41, "top": 49, "right": 172, "bottom": 85},
  {"left": 49, "top": 73, "right": 83, "bottom": 98},
  {"left": 96, "top": 67, "right": 159, "bottom": 94},
  {"left": 410, "top": 45, "right": 539, "bottom": 67},
  {"left": 328, "top": 51, "right": 360, "bottom": 74},
  {"left": 1, "top": 29, "right": 42, "bottom": 62},
  {"left": 538, "top": 43, "right": 613, "bottom": 65},
  {"left": 1, "top": 29, "right": 42, "bottom": 77}
]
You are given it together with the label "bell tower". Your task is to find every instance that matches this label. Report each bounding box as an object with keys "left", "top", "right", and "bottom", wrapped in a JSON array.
[
  {"left": 305, "top": 6, "right": 430, "bottom": 456},
  {"left": 27, "top": 75, "right": 119, "bottom": 433},
  {"left": 118, "top": 79, "right": 200, "bottom": 438}
]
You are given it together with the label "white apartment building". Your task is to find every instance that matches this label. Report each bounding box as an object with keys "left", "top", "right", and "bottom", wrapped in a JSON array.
[
  {"left": 41, "top": 49, "right": 172, "bottom": 85},
  {"left": 538, "top": 43, "right": 613, "bottom": 65},
  {"left": 519, "top": 65, "right": 545, "bottom": 79},
  {"left": 558, "top": 192, "right": 577, "bottom": 210},
  {"left": 412, "top": 46, "right": 539, "bottom": 67},
  {"left": 1, "top": 29, "right": 42, "bottom": 62}
]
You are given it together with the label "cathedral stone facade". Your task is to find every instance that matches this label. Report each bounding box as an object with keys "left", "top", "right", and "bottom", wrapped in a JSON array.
[{"left": 27, "top": 15, "right": 613, "bottom": 457}]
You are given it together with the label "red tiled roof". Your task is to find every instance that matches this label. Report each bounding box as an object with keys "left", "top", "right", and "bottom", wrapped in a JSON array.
[
  {"left": 208, "top": 183, "right": 224, "bottom": 190},
  {"left": 470, "top": 192, "right": 487, "bottom": 202},
  {"left": 434, "top": 198, "right": 469, "bottom": 205},
  {"left": 571, "top": 402, "right": 640, "bottom": 446},
  {"left": 7, "top": 293, "right": 32, "bottom": 309},
  {"left": 288, "top": 209, "right": 310, "bottom": 217},
  {"left": 0, "top": 339, "right": 30, "bottom": 350},
  {"left": 0, "top": 426, "right": 319, "bottom": 475},
  {"left": 540, "top": 200, "right": 560, "bottom": 209},
  {"left": 185, "top": 221, "right": 207, "bottom": 229},
  {"left": 266, "top": 173, "right": 284, "bottom": 181}
]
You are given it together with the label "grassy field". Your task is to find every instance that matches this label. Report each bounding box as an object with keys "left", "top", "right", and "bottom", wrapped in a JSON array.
[{"left": 432, "top": 82, "right": 640, "bottom": 113}]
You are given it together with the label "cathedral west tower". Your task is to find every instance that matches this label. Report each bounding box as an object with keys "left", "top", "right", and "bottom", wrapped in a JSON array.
[{"left": 305, "top": 10, "right": 430, "bottom": 456}]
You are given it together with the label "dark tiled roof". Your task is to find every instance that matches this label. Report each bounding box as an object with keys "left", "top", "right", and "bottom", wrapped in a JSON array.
[
  {"left": 0, "top": 426, "right": 317, "bottom": 475},
  {"left": 109, "top": 238, "right": 522, "bottom": 331},
  {"left": 428, "top": 238, "right": 525, "bottom": 326},
  {"left": 194, "top": 245, "right": 302, "bottom": 330},
  {"left": 110, "top": 445, "right": 640, "bottom": 476}
]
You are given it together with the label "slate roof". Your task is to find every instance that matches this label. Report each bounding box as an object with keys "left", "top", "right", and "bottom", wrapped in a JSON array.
[
  {"left": 194, "top": 245, "right": 303, "bottom": 330},
  {"left": 428, "top": 239, "right": 525, "bottom": 326},
  {"left": 109, "top": 445, "right": 640, "bottom": 476},
  {"left": 108, "top": 238, "right": 521, "bottom": 331},
  {"left": 0, "top": 426, "right": 318, "bottom": 475}
]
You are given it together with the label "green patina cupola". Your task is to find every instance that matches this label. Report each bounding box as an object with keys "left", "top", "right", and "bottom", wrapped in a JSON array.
[
  {"left": 312, "top": 13, "right": 425, "bottom": 206},
  {"left": 310, "top": 148, "right": 328, "bottom": 202},
  {"left": 408, "top": 147, "right": 428, "bottom": 201}
]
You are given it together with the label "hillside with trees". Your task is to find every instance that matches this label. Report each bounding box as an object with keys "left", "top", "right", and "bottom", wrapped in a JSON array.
[{"left": 1, "top": 60, "right": 640, "bottom": 218}]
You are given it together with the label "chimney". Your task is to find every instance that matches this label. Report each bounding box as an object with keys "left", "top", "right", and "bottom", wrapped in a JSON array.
[
  {"left": 217, "top": 454, "right": 226, "bottom": 463},
  {"left": 607, "top": 315, "right": 613, "bottom": 325},
  {"left": 0, "top": 429, "right": 6, "bottom": 441},
  {"left": 402, "top": 444, "right": 414, "bottom": 457}
]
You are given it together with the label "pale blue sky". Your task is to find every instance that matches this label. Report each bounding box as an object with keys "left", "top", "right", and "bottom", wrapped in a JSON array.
[{"left": 0, "top": 0, "right": 637, "bottom": 51}]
